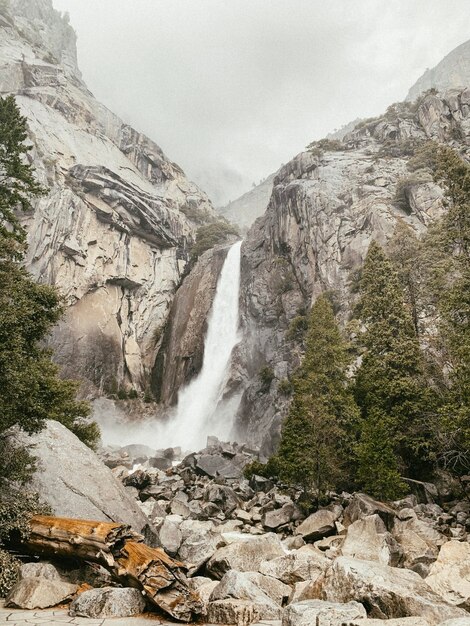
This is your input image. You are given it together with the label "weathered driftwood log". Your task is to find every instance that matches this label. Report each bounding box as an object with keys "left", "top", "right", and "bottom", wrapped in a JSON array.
[{"left": 21, "top": 515, "right": 202, "bottom": 622}]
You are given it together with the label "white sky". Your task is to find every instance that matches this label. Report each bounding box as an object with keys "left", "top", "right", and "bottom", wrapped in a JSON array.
[{"left": 52, "top": 0, "right": 469, "bottom": 206}]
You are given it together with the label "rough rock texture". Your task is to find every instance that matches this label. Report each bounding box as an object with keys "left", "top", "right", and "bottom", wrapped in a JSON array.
[
  {"left": 407, "top": 39, "right": 470, "bottom": 102},
  {"left": 219, "top": 173, "right": 277, "bottom": 232},
  {"left": 340, "top": 514, "right": 403, "bottom": 566},
  {"left": 281, "top": 599, "right": 366, "bottom": 626},
  {"left": 17, "top": 420, "right": 150, "bottom": 531},
  {"left": 5, "top": 577, "right": 77, "bottom": 609},
  {"left": 259, "top": 548, "right": 329, "bottom": 585},
  {"left": 0, "top": 0, "right": 216, "bottom": 396},
  {"left": 206, "top": 533, "right": 285, "bottom": 579},
  {"left": 69, "top": 587, "right": 146, "bottom": 618},
  {"left": 19, "top": 562, "right": 60, "bottom": 581},
  {"left": 316, "top": 556, "right": 468, "bottom": 624},
  {"left": 426, "top": 540, "right": 470, "bottom": 609},
  {"left": 151, "top": 244, "right": 229, "bottom": 404},
  {"left": 232, "top": 89, "right": 470, "bottom": 452},
  {"left": 209, "top": 570, "right": 281, "bottom": 619}
]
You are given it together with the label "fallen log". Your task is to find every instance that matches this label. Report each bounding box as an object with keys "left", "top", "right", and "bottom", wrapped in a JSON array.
[{"left": 20, "top": 515, "right": 202, "bottom": 622}]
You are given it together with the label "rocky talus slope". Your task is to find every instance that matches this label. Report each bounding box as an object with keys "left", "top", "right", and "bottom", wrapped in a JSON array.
[
  {"left": 0, "top": 0, "right": 216, "bottom": 395},
  {"left": 6, "top": 429, "right": 470, "bottom": 624},
  {"left": 232, "top": 89, "right": 470, "bottom": 453}
]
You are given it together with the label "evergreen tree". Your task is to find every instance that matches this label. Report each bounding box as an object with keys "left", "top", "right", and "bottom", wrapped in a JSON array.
[
  {"left": 430, "top": 147, "right": 470, "bottom": 476},
  {"left": 269, "top": 294, "right": 358, "bottom": 506},
  {"left": 0, "top": 96, "right": 98, "bottom": 593},
  {"left": 354, "top": 241, "right": 430, "bottom": 499}
]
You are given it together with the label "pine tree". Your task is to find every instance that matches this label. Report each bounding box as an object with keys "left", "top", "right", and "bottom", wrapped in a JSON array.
[
  {"left": 354, "top": 241, "right": 430, "bottom": 499},
  {"left": 0, "top": 96, "right": 98, "bottom": 592},
  {"left": 271, "top": 294, "right": 358, "bottom": 506},
  {"left": 430, "top": 147, "right": 470, "bottom": 476}
]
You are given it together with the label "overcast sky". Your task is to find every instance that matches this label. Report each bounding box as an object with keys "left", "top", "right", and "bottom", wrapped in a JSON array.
[{"left": 52, "top": 0, "right": 469, "bottom": 206}]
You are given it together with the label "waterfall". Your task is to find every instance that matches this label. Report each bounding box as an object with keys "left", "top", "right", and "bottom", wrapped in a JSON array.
[{"left": 156, "top": 240, "right": 242, "bottom": 450}]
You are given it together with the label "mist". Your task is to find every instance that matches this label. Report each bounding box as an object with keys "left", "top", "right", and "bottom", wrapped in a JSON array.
[{"left": 52, "top": 0, "right": 469, "bottom": 205}]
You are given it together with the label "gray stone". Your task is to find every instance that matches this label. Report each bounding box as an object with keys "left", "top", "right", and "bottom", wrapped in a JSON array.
[
  {"left": 316, "top": 556, "right": 468, "bottom": 623},
  {"left": 347, "top": 619, "right": 431, "bottom": 626},
  {"left": 343, "top": 493, "right": 396, "bottom": 530},
  {"left": 19, "top": 562, "right": 60, "bottom": 581},
  {"left": 206, "top": 533, "right": 285, "bottom": 579},
  {"left": 204, "top": 483, "right": 241, "bottom": 515},
  {"left": 295, "top": 506, "right": 342, "bottom": 541},
  {"left": 282, "top": 599, "right": 366, "bottom": 626},
  {"left": 259, "top": 548, "right": 329, "bottom": 585},
  {"left": 5, "top": 577, "right": 77, "bottom": 609},
  {"left": 341, "top": 514, "right": 403, "bottom": 566},
  {"left": 263, "top": 503, "right": 301, "bottom": 530},
  {"left": 206, "top": 598, "right": 263, "bottom": 625},
  {"left": 159, "top": 516, "right": 182, "bottom": 556},
  {"left": 69, "top": 586, "right": 146, "bottom": 618},
  {"left": 16, "top": 421, "right": 150, "bottom": 532},
  {"left": 426, "top": 540, "right": 470, "bottom": 610},
  {"left": 209, "top": 571, "right": 281, "bottom": 619},
  {"left": 177, "top": 519, "right": 222, "bottom": 574},
  {"left": 244, "top": 572, "right": 291, "bottom": 606}
]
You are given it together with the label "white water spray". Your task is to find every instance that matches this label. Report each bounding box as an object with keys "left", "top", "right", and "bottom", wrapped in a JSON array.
[{"left": 156, "top": 240, "right": 242, "bottom": 450}]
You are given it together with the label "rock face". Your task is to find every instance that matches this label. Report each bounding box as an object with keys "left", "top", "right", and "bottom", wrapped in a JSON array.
[
  {"left": 151, "top": 244, "right": 229, "bottom": 405},
  {"left": 0, "top": 0, "right": 216, "bottom": 396},
  {"left": 407, "top": 39, "right": 470, "bottom": 102},
  {"left": 232, "top": 89, "right": 470, "bottom": 452},
  {"left": 219, "top": 172, "right": 277, "bottom": 232},
  {"left": 282, "top": 599, "right": 366, "bottom": 626},
  {"left": 18, "top": 420, "right": 150, "bottom": 531},
  {"left": 426, "top": 540, "right": 470, "bottom": 610}
]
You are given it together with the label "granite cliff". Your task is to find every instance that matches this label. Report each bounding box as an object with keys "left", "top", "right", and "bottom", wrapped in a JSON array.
[{"left": 0, "top": 0, "right": 216, "bottom": 396}]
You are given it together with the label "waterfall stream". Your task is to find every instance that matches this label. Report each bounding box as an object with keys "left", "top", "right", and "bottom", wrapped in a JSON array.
[{"left": 156, "top": 240, "right": 242, "bottom": 450}]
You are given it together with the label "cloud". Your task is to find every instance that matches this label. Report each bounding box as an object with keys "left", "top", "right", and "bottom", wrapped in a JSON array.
[{"left": 52, "top": 0, "right": 469, "bottom": 205}]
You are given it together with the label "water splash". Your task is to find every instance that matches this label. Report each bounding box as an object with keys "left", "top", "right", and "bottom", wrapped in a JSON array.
[{"left": 156, "top": 240, "right": 242, "bottom": 450}]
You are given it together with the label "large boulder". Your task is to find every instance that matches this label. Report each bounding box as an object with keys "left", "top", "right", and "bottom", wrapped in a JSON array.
[
  {"left": 343, "top": 493, "right": 396, "bottom": 530},
  {"left": 259, "top": 547, "right": 329, "bottom": 585},
  {"left": 295, "top": 506, "right": 342, "bottom": 541},
  {"left": 282, "top": 599, "right": 366, "bottom": 626},
  {"left": 159, "top": 515, "right": 183, "bottom": 556},
  {"left": 69, "top": 587, "right": 146, "bottom": 618},
  {"left": 209, "top": 570, "right": 281, "bottom": 619},
  {"left": 346, "top": 620, "right": 431, "bottom": 626},
  {"left": 17, "top": 421, "right": 150, "bottom": 532},
  {"left": 263, "top": 503, "right": 302, "bottom": 530},
  {"left": 19, "top": 562, "right": 60, "bottom": 581},
  {"left": 426, "top": 540, "right": 470, "bottom": 610},
  {"left": 206, "top": 599, "right": 263, "bottom": 625},
  {"left": 177, "top": 520, "right": 222, "bottom": 574},
  {"left": 244, "top": 572, "right": 291, "bottom": 606},
  {"left": 341, "top": 514, "right": 403, "bottom": 566},
  {"left": 315, "top": 556, "right": 468, "bottom": 624},
  {"left": 206, "top": 533, "right": 285, "bottom": 579},
  {"left": 5, "top": 577, "right": 77, "bottom": 609}
]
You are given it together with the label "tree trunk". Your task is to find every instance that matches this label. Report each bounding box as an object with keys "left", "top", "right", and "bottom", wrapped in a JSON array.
[{"left": 20, "top": 515, "right": 201, "bottom": 622}]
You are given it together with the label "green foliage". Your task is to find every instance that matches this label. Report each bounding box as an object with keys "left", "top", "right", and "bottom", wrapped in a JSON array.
[
  {"left": 0, "top": 96, "right": 99, "bottom": 577},
  {"left": 278, "top": 378, "right": 293, "bottom": 396},
  {"left": 353, "top": 241, "right": 431, "bottom": 499},
  {"left": 0, "top": 96, "right": 46, "bottom": 261},
  {"left": 0, "top": 549, "right": 20, "bottom": 597},
  {"left": 287, "top": 315, "right": 308, "bottom": 340},
  {"left": 376, "top": 138, "right": 423, "bottom": 160},
  {"left": 128, "top": 388, "right": 138, "bottom": 399},
  {"left": 259, "top": 366, "right": 275, "bottom": 390},
  {"left": 428, "top": 147, "right": 470, "bottom": 476},
  {"left": 180, "top": 204, "right": 212, "bottom": 224},
  {"left": 307, "top": 138, "right": 343, "bottom": 156},
  {"left": 268, "top": 295, "right": 359, "bottom": 504},
  {"left": 117, "top": 387, "right": 128, "bottom": 400},
  {"left": 190, "top": 220, "right": 239, "bottom": 262}
]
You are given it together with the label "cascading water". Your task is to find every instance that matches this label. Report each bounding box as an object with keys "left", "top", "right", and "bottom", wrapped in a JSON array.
[{"left": 156, "top": 240, "right": 242, "bottom": 450}]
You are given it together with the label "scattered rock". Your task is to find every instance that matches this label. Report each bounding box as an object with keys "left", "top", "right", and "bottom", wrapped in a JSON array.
[
  {"left": 281, "top": 599, "right": 366, "bottom": 626},
  {"left": 341, "top": 514, "right": 403, "bottom": 566},
  {"left": 343, "top": 493, "right": 396, "bottom": 530},
  {"left": 315, "top": 556, "right": 468, "bottom": 623},
  {"left": 19, "top": 562, "right": 61, "bottom": 581},
  {"left": 69, "top": 586, "right": 146, "bottom": 618},
  {"left": 206, "top": 533, "right": 285, "bottom": 579},
  {"left": 206, "top": 598, "right": 261, "bottom": 625},
  {"left": 209, "top": 570, "right": 281, "bottom": 618},
  {"left": 6, "top": 577, "right": 77, "bottom": 609},
  {"left": 259, "top": 548, "right": 329, "bottom": 585},
  {"left": 263, "top": 502, "right": 302, "bottom": 530},
  {"left": 295, "top": 506, "right": 342, "bottom": 541},
  {"left": 426, "top": 540, "right": 470, "bottom": 610}
]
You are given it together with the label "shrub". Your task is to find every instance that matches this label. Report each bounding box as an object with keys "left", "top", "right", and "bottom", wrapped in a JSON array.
[
  {"left": 278, "top": 378, "right": 293, "bottom": 396},
  {"left": 190, "top": 220, "right": 239, "bottom": 262},
  {"left": 287, "top": 315, "right": 308, "bottom": 340},
  {"left": 394, "top": 173, "right": 431, "bottom": 213},
  {"left": 128, "top": 389, "right": 138, "bottom": 399},
  {"left": 259, "top": 366, "right": 275, "bottom": 390},
  {"left": 307, "top": 138, "right": 343, "bottom": 154},
  {"left": 117, "top": 387, "right": 128, "bottom": 400}
]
